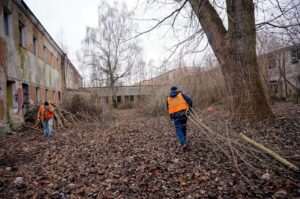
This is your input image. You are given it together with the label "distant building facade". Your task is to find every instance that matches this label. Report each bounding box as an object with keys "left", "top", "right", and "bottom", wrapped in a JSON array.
[
  {"left": 0, "top": 0, "right": 82, "bottom": 133},
  {"left": 259, "top": 44, "right": 300, "bottom": 99},
  {"left": 138, "top": 67, "right": 202, "bottom": 86},
  {"left": 67, "top": 86, "right": 159, "bottom": 106}
]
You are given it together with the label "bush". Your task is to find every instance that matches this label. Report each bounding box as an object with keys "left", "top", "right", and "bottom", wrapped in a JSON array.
[
  {"left": 140, "top": 87, "right": 169, "bottom": 116},
  {"left": 63, "top": 93, "right": 113, "bottom": 124}
]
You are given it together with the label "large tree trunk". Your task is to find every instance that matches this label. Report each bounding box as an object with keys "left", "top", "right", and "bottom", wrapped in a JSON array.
[{"left": 189, "top": 0, "right": 274, "bottom": 122}]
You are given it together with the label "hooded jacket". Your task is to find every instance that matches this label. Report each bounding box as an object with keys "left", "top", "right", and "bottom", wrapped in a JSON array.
[{"left": 167, "top": 90, "right": 192, "bottom": 120}]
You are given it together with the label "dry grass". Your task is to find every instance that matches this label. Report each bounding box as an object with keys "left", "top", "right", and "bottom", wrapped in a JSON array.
[
  {"left": 63, "top": 93, "right": 113, "bottom": 124},
  {"left": 141, "top": 67, "right": 227, "bottom": 116},
  {"left": 140, "top": 87, "right": 169, "bottom": 116}
]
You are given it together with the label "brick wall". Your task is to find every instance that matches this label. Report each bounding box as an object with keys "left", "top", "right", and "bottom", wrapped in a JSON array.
[
  {"left": 47, "top": 49, "right": 51, "bottom": 66},
  {"left": 27, "top": 41, "right": 34, "bottom": 54},
  {"left": 0, "top": 37, "right": 7, "bottom": 76},
  {"left": 48, "top": 90, "right": 53, "bottom": 103},
  {"left": 40, "top": 87, "right": 46, "bottom": 102},
  {"left": 29, "top": 84, "right": 36, "bottom": 104},
  {"left": 0, "top": 73, "right": 6, "bottom": 123},
  {"left": 55, "top": 91, "right": 61, "bottom": 105},
  {"left": 38, "top": 39, "right": 43, "bottom": 60}
]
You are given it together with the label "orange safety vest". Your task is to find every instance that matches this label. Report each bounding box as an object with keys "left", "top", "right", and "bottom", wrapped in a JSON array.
[
  {"left": 167, "top": 92, "right": 189, "bottom": 115},
  {"left": 39, "top": 104, "right": 54, "bottom": 121}
]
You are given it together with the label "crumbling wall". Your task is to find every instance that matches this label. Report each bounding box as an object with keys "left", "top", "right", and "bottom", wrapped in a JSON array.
[
  {"left": 0, "top": 2, "right": 8, "bottom": 133},
  {"left": 259, "top": 46, "right": 300, "bottom": 99},
  {"left": 0, "top": 58, "right": 7, "bottom": 124},
  {"left": 75, "top": 86, "right": 158, "bottom": 106},
  {"left": 64, "top": 59, "right": 83, "bottom": 90}
]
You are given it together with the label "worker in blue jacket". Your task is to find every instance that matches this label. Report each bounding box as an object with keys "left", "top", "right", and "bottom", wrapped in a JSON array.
[{"left": 167, "top": 86, "right": 192, "bottom": 151}]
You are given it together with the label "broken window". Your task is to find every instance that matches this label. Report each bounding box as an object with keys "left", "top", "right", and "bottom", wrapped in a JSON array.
[
  {"left": 22, "top": 83, "right": 29, "bottom": 114},
  {"left": 36, "top": 87, "right": 40, "bottom": 104},
  {"left": 43, "top": 46, "right": 47, "bottom": 61},
  {"left": 58, "top": 91, "right": 61, "bottom": 104},
  {"left": 33, "top": 36, "right": 38, "bottom": 56},
  {"left": 3, "top": 7, "right": 11, "bottom": 37},
  {"left": 270, "top": 80, "right": 278, "bottom": 94},
  {"left": 51, "top": 53, "right": 53, "bottom": 66},
  {"left": 291, "top": 48, "right": 300, "bottom": 64},
  {"left": 45, "top": 89, "right": 48, "bottom": 101},
  {"left": 57, "top": 58, "right": 59, "bottom": 68},
  {"left": 19, "top": 21, "right": 26, "bottom": 47},
  {"left": 6, "top": 81, "right": 14, "bottom": 109},
  {"left": 130, "top": 95, "right": 134, "bottom": 102},
  {"left": 117, "top": 96, "right": 121, "bottom": 103}
]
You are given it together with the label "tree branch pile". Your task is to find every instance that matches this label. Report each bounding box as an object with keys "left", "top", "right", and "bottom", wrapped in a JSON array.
[
  {"left": 24, "top": 105, "right": 77, "bottom": 130},
  {"left": 188, "top": 109, "right": 299, "bottom": 174}
]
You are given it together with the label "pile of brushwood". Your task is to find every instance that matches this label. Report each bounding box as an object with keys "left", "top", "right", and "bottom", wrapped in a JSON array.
[
  {"left": 187, "top": 109, "right": 299, "bottom": 176},
  {"left": 23, "top": 94, "right": 114, "bottom": 131},
  {"left": 23, "top": 105, "right": 77, "bottom": 131}
]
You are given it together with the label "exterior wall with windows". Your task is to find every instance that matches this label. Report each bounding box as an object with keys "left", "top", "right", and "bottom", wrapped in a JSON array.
[
  {"left": 63, "top": 57, "right": 83, "bottom": 90},
  {"left": 0, "top": 0, "right": 82, "bottom": 134},
  {"left": 259, "top": 44, "right": 300, "bottom": 99},
  {"left": 67, "top": 86, "right": 159, "bottom": 106}
]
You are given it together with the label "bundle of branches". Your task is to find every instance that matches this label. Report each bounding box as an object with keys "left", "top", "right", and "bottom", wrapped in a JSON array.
[
  {"left": 23, "top": 105, "right": 77, "bottom": 131},
  {"left": 188, "top": 109, "right": 299, "bottom": 176}
]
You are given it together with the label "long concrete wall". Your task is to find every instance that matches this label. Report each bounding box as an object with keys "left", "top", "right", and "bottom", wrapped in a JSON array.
[
  {"left": 66, "top": 86, "right": 160, "bottom": 106},
  {"left": 82, "top": 86, "right": 158, "bottom": 96}
]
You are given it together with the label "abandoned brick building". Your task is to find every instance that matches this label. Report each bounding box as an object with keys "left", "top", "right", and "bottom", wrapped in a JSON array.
[
  {"left": 259, "top": 44, "right": 300, "bottom": 99},
  {"left": 0, "top": 0, "right": 82, "bottom": 134}
]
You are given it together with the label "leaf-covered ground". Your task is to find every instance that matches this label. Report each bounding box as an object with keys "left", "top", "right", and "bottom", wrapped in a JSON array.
[{"left": 0, "top": 102, "right": 299, "bottom": 198}]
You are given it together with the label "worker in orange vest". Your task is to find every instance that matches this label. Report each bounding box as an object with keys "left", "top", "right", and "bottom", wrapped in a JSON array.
[
  {"left": 37, "top": 101, "right": 54, "bottom": 138},
  {"left": 167, "top": 86, "right": 192, "bottom": 151}
]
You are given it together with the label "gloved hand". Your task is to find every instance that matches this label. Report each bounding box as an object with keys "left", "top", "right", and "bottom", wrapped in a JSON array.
[{"left": 187, "top": 107, "right": 194, "bottom": 116}]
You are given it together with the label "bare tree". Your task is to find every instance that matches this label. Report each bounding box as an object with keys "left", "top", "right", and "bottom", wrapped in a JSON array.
[
  {"left": 137, "top": 0, "right": 298, "bottom": 121},
  {"left": 256, "top": 0, "right": 300, "bottom": 45},
  {"left": 133, "top": 0, "right": 300, "bottom": 121},
  {"left": 80, "top": 0, "right": 143, "bottom": 107}
]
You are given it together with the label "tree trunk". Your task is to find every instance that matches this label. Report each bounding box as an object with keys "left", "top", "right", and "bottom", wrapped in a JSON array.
[
  {"left": 189, "top": 0, "right": 274, "bottom": 122},
  {"left": 112, "top": 86, "right": 118, "bottom": 108},
  {"left": 282, "top": 53, "right": 288, "bottom": 98},
  {"left": 109, "top": 75, "right": 118, "bottom": 108}
]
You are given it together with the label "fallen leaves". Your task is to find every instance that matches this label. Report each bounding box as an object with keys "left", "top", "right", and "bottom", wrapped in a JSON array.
[{"left": 0, "top": 104, "right": 299, "bottom": 198}]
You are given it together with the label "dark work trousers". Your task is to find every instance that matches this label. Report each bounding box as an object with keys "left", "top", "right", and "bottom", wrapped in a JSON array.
[{"left": 174, "top": 115, "right": 188, "bottom": 145}]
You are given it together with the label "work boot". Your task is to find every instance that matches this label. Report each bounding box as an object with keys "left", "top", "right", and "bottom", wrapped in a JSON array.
[{"left": 182, "top": 144, "right": 188, "bottom": 152}]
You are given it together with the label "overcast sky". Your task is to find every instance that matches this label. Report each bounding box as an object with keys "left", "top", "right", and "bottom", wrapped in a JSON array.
[{"left": 23, "top": 0, "right": 188, "bottom": 74}]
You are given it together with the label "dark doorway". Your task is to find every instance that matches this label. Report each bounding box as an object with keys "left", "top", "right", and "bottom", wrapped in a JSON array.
[{"left": 22, "top": 83, "right": 29, "bottom": 114}]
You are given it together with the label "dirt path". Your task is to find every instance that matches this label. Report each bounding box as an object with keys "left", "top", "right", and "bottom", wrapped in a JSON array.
[{"left": 0, "top": 108, "right": 299, "bottom": 198}]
